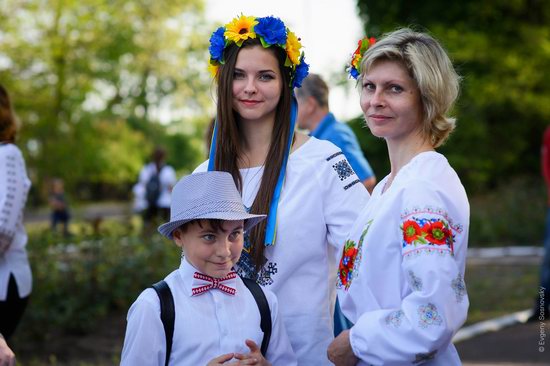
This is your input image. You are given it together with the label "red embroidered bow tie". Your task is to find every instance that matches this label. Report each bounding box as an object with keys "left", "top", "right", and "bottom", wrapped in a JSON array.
[{"left": 191, "top": 271, "right": 237, "bottom": 296}]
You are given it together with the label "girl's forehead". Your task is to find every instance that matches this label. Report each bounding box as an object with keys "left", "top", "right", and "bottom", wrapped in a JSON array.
[{"left": 235, "top": 46, "right": 279, "bottom": 69}]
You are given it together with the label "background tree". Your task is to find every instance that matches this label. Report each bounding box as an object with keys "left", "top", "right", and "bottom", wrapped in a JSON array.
[
  {"left": 0, "top": 0, "right": 212, "bottom": 201},
  {"left": 352, "top": 0, "right": 550, "bottom": 193}
]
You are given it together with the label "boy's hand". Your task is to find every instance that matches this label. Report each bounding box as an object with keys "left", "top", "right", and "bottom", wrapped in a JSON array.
[
  {"left": 0, "top": 335, "right": 16, "bottom": 366},
  {"left": 207, "top": 353, "right": 234, "bottom": 365},
  {"left": 232, "top": 339, "right": 271, "bottom": 366}
]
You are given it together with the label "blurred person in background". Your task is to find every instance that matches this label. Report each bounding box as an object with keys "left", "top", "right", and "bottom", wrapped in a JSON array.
[
  {"left": 0, "top": 84, "right": 32, "bottom": 365},
  {"left": 49, "top": 177, "right": 71, "bottom": 237},
  {"left": 137, "top": 146, "right": 176, "bottom": 232},
  {"left": 296, "top": 73, "right": 377, "bottom": 193},
  {"left": 529, "top": 125, "right": 550, "bottom": 321}
]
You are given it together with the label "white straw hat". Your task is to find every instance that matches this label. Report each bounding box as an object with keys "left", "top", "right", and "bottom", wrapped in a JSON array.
[{"left": 158, "top": 171, "right": 266, "bottom": 239}]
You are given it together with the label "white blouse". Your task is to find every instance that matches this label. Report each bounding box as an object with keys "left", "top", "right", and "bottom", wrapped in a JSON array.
[
  {"left": 337, "top": 151, "right": 469, "bottom": 365},
  {"left": 197, "top": 137, "right": 370, "bottom": 365},
  {"left": 121, "top": 259, "right": 297, "bottom": 365},
  {"left": 0, "top": 143, "right": 32, "bottom": 300}
]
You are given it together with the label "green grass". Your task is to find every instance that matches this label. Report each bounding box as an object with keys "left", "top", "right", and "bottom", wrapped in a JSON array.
[{"left": 465, "top": 263, "right": 540, "bottom": 324}]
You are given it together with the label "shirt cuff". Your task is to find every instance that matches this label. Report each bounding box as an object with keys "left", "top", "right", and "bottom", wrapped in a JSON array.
[{"left": 349, "top": 325, "right": 363, "bottom": 360}]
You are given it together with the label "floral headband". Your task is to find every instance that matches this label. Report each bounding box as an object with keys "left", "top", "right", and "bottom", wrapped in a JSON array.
[
  {"left": 208, "top": 14, "right": 309, "bottom": 88},
  {"left": 348, "top": 36, "right": 376, "bottom": 79}
]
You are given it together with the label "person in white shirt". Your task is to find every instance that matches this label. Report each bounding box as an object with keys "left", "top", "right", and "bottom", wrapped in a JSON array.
[
  {"left": 0, "top": 84, "right": 32, "bottom": 366},
  {"left": 121, "top": 171, "right": 297, "bottom": 366},
  {"left": 138, "top": 146, "right": 177, "bottom": 223},
  {"left": 198, "top": 15, "right": 369, "bottom": 365},
  {"left": 328, "top": 29, "right": 469, "bottom": 365}
]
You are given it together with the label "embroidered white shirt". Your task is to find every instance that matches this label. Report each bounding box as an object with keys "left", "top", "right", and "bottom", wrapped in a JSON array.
[
  {"left": 337, "top": 151, "right": 469, "bottom": 365},
  {"left": 0, "top": 143, "right": 32, "bottom": 300},
  {"left": 196, "top": 137, "right": 370, "bottom": 365},
  {"left": 121, "top": 259, "right": 297, "bottom": 365}
]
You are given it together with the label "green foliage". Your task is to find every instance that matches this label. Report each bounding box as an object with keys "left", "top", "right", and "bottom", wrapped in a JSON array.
[
  {"left": 0, "top": 0, "right": 212, "bottom": 199},
  {"left": 19, "top": 221, "right": 180, "bottom": 338},
  {"left": 355, "top": 0, "right": 550, "bottom": 193},
  {"left": 468, "top": 177, "right": 546, "bottom": 246}
]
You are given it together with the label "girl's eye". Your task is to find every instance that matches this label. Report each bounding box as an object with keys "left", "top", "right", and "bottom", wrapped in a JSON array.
[
  {"left": 234, "top": 71, "right": 245, "bottom": 79},
  {"left": 259, "top": 73, "right": 274, "bottom": 81}
]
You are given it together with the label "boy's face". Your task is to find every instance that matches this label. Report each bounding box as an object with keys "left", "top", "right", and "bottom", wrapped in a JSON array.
[{"left": 173, "top": 220, "right": 244, "bottom": 278}]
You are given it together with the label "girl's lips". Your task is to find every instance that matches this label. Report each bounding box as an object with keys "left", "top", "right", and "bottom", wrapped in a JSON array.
[{"left": 240, "top": 99, "right": 261, "bottom": 106}]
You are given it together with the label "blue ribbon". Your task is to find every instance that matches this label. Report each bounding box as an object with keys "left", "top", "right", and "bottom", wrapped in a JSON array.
[{"left": 207, "top": 118, "right": 218, "bottom": 172}]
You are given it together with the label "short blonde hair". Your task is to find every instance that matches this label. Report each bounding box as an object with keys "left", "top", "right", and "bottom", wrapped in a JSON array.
[{"left": 360, "top": 28, "right": 460, "bottom": 148}]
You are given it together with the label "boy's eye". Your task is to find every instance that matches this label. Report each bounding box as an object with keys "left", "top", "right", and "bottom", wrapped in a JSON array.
[
  {"left": 202, "top": 234, "right": 215, "bottom": 242},
  {"left": 229, "top": 230, "right": 242, "bottom": 241}
]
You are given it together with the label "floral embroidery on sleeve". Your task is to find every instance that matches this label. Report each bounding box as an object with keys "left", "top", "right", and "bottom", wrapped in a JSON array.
[
  {"left": 400, "top": 206, "right": 463, "bottom": 257},
  {"left": 417, "top": 303, "right": 443, "bottom": 328},
  {"left": 336, "top": 220, "right": 372, "bottom": 290},
  {"left": 407, "top": 270, "right": 423, "bottom": 291},
  {"left": 413, "top": 350, "right": 437, "bottom": 364},
  {"left": 451, "top": 273, "right": 467, "bottom": 303},
  {"left": 385, "top": 310, "right": 405, "bottom": 328}
]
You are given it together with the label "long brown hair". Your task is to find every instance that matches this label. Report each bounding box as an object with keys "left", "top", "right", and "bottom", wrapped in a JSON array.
[
  {"left": 0, "top": 84, "right": 17, "bottom": 143},
  {"left": 214, "top": 38, "right": 293, "bottom": 270}
]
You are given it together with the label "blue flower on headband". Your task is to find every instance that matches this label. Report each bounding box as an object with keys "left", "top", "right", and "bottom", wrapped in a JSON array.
[
  {"left": 209, "top": 27, "right": 226, "bottom": 63},
  {"left": 349, "top": 67, "right": 360, "bottom": 80},
  {"left": 255, "top": 16, "right": 287, "bottom": 47},
  {"left": 292, "top": 56, "right": 309, "bottom": 88}
]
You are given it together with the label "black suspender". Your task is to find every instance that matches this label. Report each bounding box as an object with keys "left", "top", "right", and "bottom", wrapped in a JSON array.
[
  {"left": 151, "top": 280, "right": 175, "bottom": 366},
  {"left": 241, "top": 277, "right": 272, "bottom": 356},
  {"left": 151, "top": 277, "right": 272, "bottom": 365}
]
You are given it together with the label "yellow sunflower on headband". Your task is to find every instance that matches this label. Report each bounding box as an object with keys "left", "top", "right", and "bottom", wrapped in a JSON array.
[
  {"left": 224, "top": 14, "right": 258, "bottom": 46},
  {"left": 285, "top": 30, "right": 302, "bottom": 65}
]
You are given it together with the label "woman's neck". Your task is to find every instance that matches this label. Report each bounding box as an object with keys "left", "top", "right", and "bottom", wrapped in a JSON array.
[
  {"left": 384, "top": 135, "right": 434, "bottom": 191},
  {"left": 239, "top": 116, "right": 274, "bottom": 168}
]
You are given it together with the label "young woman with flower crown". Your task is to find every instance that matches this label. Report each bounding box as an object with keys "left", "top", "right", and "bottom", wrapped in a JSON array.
[
  {"left": 196, "top": 15, "right": 369, "bottom": 365},
  {"left": 327, "top": 29, "right": 469, "bottom": 365}
]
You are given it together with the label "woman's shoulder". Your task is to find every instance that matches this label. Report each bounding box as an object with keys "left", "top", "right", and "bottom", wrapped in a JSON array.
[
  {"left": 401, "top": 152, "right": 456, "bottom": 183},
  {"left": 397, "top": 152, "right": 467, "bottom": 204},
  {"left": 291, "top": 135, "right": 342, "bottom": 162},
  {"left": 0, "top": 143, "right": 23, "bottom": 160}
]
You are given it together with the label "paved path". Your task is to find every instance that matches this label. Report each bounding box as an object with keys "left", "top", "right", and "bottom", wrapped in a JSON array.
[
  {"left": 456, "top": 247, "right": 547, "bottom": 365},
  {"left": 24, "top": 201, "right": 132, "bottom": 224},
  {"left": 457, "top": 319, "right": 548, "bottom": 365}
]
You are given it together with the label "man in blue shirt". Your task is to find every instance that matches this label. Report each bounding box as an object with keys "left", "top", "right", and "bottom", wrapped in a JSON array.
[{"left": 296, "top": 73, "right": 376, "bottom": 192}]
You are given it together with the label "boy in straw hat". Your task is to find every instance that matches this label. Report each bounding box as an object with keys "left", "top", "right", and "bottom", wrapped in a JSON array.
[{"left": 121, "top": 172, "right": 297, "bottom": 365}]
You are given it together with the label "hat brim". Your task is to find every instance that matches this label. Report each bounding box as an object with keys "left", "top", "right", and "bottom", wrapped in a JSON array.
[{"left": 158, "top": 211, "right": 266, "bottom": 239}]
